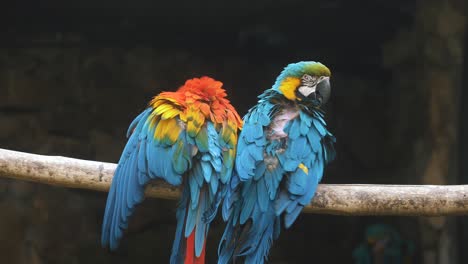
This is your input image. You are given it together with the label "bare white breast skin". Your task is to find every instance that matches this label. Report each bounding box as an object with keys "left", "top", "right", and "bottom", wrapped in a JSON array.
[
  {"left": 267, "top": 107, "right": 299, "bottom": 140},
  {"left": 263, "top": 107, "right": 299, "bottom": 171}
]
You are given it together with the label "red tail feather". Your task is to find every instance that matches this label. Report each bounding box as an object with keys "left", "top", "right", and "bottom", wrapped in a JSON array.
[{"left": 184, "top": 231, "right": 206, "bottom": 264}]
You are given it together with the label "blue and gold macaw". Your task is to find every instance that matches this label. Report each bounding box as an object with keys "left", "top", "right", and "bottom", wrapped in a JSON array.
[
  {"left": 101, "top": 77, "right": 242, "bottom": 264},
  {"left": 218, "top": 61, "right": 336, "bottom": 264}
]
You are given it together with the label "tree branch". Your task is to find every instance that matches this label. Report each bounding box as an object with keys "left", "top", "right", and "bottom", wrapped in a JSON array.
[{"left": 0, "top": 148, "right": 467, "bottom": 216}]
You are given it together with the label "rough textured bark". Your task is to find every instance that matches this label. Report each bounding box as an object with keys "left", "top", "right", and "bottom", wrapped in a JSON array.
[{"left": 1, "top": 148, "right": 467, "bottom": 216}]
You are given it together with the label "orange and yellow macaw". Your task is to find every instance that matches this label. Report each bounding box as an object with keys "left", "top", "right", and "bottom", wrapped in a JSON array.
[{"left": 101, "top": 77, "right": 242, "bottom": 264}]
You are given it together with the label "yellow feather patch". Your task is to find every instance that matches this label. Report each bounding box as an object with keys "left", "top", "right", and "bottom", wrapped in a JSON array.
[
  {"left": 161, "top": 108, "right": 181, "bottom": 120},
  {"left": 186, "top": 108, "right": 205, "bottom": 137},
  {"left": 224, "top": 148, "right": 236, "bottom": 166},
  {"left": 179, "top": 111, "right": 188, "bottom": 122},
  {"left": 154, "top": 118, "right": 181, "bottom": 144},
  {"left": 222, "top": 120, "right": 238, "bottom": 147},
  {"left": 150, "top": 96, "right": 181, "bottom": 109},
  {"left": 151, "top": 98, "right": 163, "bottom": 108},
  {"left": 298, "top": 163, "right": 309, "bottom": 174},
  {"left": 154, "top": 103, "right": 174, "bottom": 115},
  {"left": 151, "top": 98, "right": 183, "bottom": 120},
  {"left": 279, "top": 77, "right": 301, "bottom": 100}
]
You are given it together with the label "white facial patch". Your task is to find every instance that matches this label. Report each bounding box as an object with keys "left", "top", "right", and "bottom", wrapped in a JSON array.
[{"left": 298, "top": 85, "right": 316, "bottom": 97}]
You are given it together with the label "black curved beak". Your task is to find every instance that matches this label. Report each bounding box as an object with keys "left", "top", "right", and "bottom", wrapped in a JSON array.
[{"left": 316, "top": 78, "right": 331, "bottom": 105}]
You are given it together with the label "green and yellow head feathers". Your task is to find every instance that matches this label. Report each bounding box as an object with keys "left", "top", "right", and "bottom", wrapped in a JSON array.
[{"left": 272, "top": 61, "right": 331, "bottom": 106}]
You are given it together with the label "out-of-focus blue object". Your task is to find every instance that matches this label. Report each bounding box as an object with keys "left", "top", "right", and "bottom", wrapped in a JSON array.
[{"left": 353, "top": 224, "right": 415, "bottom": 264}]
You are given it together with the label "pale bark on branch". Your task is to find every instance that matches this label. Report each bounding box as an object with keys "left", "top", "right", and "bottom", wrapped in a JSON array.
[{"left": 0, "top": 148, "right": 467, "bottom": 216}]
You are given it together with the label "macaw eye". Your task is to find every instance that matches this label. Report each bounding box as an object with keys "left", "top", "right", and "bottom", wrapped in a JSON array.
[{"left": 302, "top": 74, "right": 314, "bottom": 82}]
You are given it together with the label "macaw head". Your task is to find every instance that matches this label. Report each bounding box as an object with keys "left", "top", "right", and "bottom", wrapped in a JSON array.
[{"left": 272, "top": 61, "right": 331, "bottom": 107}]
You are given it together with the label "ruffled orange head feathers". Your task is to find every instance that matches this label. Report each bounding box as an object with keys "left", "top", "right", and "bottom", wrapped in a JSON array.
[{"left": 150, "top": 76, "right": 242, "bottom": 128}]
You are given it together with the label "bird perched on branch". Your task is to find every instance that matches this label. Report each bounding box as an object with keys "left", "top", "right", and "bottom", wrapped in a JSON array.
[
  {"left": 218, "top": 61, "right": 336, "bottom": 264},
  {"left": 101, "top": 77, "right": 242, "bottom": 264}
]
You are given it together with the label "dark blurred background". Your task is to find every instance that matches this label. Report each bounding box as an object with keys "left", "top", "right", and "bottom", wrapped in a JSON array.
[{"left": 0, "top": 0, "right": 467, "bottom": 263}]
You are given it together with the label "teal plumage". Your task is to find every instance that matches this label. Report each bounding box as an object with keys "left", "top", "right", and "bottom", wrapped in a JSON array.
[{"left": 218, "top": 61, "right": 336, "bottom": 264}]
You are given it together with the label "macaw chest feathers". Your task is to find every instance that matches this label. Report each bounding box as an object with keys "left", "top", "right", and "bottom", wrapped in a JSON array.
[{"left": 264, "top": 153, "right": 279, "bottom": 171}]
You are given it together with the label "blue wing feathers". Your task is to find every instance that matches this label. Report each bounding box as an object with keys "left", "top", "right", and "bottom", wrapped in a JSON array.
[
  {"left": 240, "top": 185, "right": 256, "bottom": 224},
  {"left": 201, "top": 161, "right": 212, "bottom": 182},
  {"left": 124, "top": 149, "right": 139, "bottom": 213},
  {"left": 240, "top": 179, "right": 253, "bottom": 198},
  {"left": 210, "top": 174, "right": 219, "bottom": 194},
  {"left": 221, "top": 173, "right": 240, "bottom": 221},
  {"left": 284, "top": 205, "right": 303, "bottom": 228},
  {"left": 247, "top": 143, "right": 263, "bottom": 161},
  {"left": 264, "top": 171, "right": 276, "bottom": 200},
  {"left": 195, "top": 189, "right": 208, "bottom": 256},
  {"left": 170, "top": 187, "right": 189, "bottom": 264},
  {"left": 189, "top": 173, "right": 200, "bottom": 210},
  {"left": 253, "top": 162, "right": 266, "bottom": 181},
  {"left": 101, "top": 176, "right": 114, "bottom": 245},
  {"left": 312, "top": 117, "right": 327, "bottom": 137},
  {"left": 285, "top": 199, "right": 298, "bottom": 214},
  {"left": 238, "top": 150, "right": 256, "bottom": 180},
  {"left": 173, "top": 140, "right": 189, "bottom": 174},
  {"left": 185, "top": 202, "right": 197, "bottom": 237},
  {"left": 137, "top": 141, "right": 148, "bottom": 185},
  {"left": 258, "top": 112, "right": 270, "bottom": 126},
  {"left": 274, "top": 192, "right": 290, "bottom": 215},
  {"left": 281, "top": 158, "right": 300, "bottom": 172},
  {"left": 192, "top": 162, "right": 204, "bottom": 187},
  {"left": 299, "top": 118, "right": 309, "bottom": 135},
  {"left": 256, "top": 178, "right": 269, "bottom": 212},
  {"left": 103, "top": 104, "right": 232, "bottom": 264},
  {"left": 287, "top": 169, "right": 308, "bottom": 195},
  {"left": 288, "top": 118, "right": 301, "bottom": 139}
]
